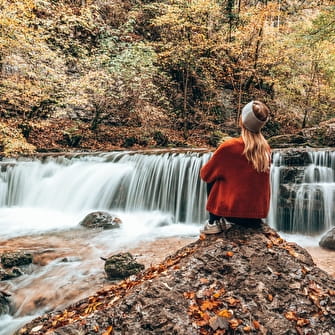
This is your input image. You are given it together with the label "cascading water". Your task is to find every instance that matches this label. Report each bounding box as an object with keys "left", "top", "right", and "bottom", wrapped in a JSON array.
[
  {"left": 269, "top": 149, "right": 335, "bottom": 235},
  {"left": 0, "top": 149, "right": 334, "bottom": 335}
]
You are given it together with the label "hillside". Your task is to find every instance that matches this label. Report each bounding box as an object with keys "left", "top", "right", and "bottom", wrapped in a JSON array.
[{"left": 0, "top": 0, "right": 334, "bottom": 155}]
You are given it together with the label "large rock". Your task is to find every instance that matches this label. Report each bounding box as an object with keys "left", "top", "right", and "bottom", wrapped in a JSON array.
[
  {"left": 0, "top": 267, "right": 23, "bottom": 281},
  {"left": 319, "top": 227, "right": 335, "bottom": 250},
  {"left": 79, "top": 211, "right": 122, "bottom": 230},
  {"left": 15, "top": 224, "right": 335, "bottom": 335},
  {"left": 0, "top": 291, "right": 11, "bottom": 316},
  {"left": 0, "top": 252, "right": 33, "bottom": 268},
  {"left": 104, "top": 252, "right": 145, "bottom": 280}
]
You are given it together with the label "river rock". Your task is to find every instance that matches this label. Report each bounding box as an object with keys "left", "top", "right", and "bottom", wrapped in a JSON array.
[
  {"left": 0, "top": 267, "right": 23, "bottom": 281},
  {"left": 319, "top": 227, "right": 335, "bottom": 250},
  {"left": 0, "top": 291, "right": 11, "bottom": 315},
  {"left": 79, "top": 211, "right": 122, "bottom": 229},
  {"left": 268, "top": 134, "right": 307, "bottom": 148},
  {"left": 0, "top": 252, "right": 33, "bottom": 268},
  {"left": 104, "top": 252, "right": 145, "bottom": 280},
  {"left": 16, "top": 224, "right": 335, "bottom": 335}
]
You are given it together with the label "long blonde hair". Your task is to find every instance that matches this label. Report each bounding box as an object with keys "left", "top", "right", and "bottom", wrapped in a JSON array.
[{"left": 241, "top": 101, "right": 270, "bottom": 173}]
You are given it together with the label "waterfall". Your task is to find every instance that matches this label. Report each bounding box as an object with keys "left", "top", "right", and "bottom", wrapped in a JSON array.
[
  {"left": 271, "top": 149, "right": 335, "bottom": 234},
  {"left": 0, "top": 152, "right": 210, "bottom": 238},
  {"left": 0, "top": 149, "right": 334, "bottom": 237}
]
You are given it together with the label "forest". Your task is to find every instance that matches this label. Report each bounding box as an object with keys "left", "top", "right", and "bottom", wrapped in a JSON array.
[{"left": 0, "top": 0, "right": 334, "bottom": 155}]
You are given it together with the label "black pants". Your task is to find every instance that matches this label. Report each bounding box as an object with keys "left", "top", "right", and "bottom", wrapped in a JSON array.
[{"left": 207, "top": 182, "right": 262, "bottom": 227}]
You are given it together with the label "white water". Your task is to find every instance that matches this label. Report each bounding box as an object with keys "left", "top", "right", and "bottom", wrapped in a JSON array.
[
  {"left": 0, "top": 150, "right": 334, "bottom": 334},
  {"left": 0, "top": 152, "right": 206, "bottom": 334},
  {"left": 269, "top": 150, "right": 335, "bottom": 235}
]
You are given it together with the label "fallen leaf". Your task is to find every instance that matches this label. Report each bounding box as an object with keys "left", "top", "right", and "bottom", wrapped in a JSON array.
[
  {"left": 217, "top": 309, "right": 233, "bottom": 318},
  {"left": 213, "top": 288, "right": 226, "bottom": 299},
  {"left": 196, "top": 317, "right": 210, "bottom": 327},
  {"left": 31, "top": 325, "right": 43, "bottom": 332},
  {"left": 225, "top": 297, "right": 240, "bottom": 306},
  {"left": 209, "top": 315, "right": 228, "bottom": 330},
  {"left": 226, "top": 251, "right": 234, "bottom": 257},
  {"left": 201, "top": 299, "right": 221, "bottom": 311},
  {"left": 296, "top": 318, "right": 310, "bottom": 327},
  {"left": 200, "top": 278, "right": 210, "bottom": 284},
  {"left": 243, "top": 325, "right": 252, "bottom": 332},
  {"left": 267, "top": 294, "right": 273, "bottom": 302},
  {"left": 184, "top": 291, "right": 195, "bottom": 299},
  {"left": 199, "top": 234, "right": 206, "bottom": 240},
  {"left": 102, "top": 326, "right": 113, "bottom": 335},
  {"left": 253, "top": 320, "right": 261, "bottom": 329},
  {"left": 285, "top": 311, "right": 298, "bottom": 321},
  {"left": 228, "top": 318, "right": 240, "bottom": 329},
  {"left": 328, "top": 289, "right": 335, "bottom": 296}
]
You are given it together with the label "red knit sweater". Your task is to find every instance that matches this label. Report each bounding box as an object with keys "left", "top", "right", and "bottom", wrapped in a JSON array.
[{"left": 200, "top": 137, "right": 270, "bottom": 218}]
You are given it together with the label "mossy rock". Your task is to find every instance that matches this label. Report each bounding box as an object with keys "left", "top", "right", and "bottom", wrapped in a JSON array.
[
  {"left": 104, "top": 252, "right": 145, "bottom": 280},
  {"left": 1, "top": 252, "right": 33, "bottom": 268}
]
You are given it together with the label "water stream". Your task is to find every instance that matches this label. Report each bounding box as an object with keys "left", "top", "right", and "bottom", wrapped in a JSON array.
[{"left": 0, "top": 149, "right": 334, "bottom": 334}]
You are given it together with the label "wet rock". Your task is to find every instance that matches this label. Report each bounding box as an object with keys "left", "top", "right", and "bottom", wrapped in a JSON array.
[
  {"left": 0, "top": 267, "right": 23, "bottom": 281},
  {"left": 1, "top": 251, "right": 33, "bottom": 268},
  {"left": 79, "top": 211, "right": 122, "bottom": 230},
  {"left": 104, "top": 252, "right": 145, "bottom": 280},
  {"left": 268, "top": 134, "right": 307, "bottom": 148},
  {"left": 319, "top": 227, "right": 335, "bottom": 250},
  {"left": 16, "top": 224, "right": 335, "bottom": 335},
  {"left": 0, "top": 291, "right": 11, "bottom": 315}
]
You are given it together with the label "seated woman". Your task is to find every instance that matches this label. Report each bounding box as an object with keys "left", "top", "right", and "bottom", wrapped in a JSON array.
[{"left": 200, "top": 100, "right": 271, "bottom": 234}]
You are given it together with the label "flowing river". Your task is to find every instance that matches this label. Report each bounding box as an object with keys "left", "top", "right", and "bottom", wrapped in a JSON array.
[{"left": 0, "top": 149, "right": 334, "bottom": 334}]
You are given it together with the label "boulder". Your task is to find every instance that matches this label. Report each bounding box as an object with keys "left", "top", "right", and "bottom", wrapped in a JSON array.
[
  {"left": 79, "top": 211, "right": 121, "bottom": 230},
  {"left": 16, "top": 224, "right": 335, "bottom": 335},
  {"left": 268, "top": 134, "right": 307, "bottom": 148},
  {"left": 0, "top": 291, "right": 11, "bottom": 316},
  {"left": 104, "top": 252, "right": 145, "bottom": 280},
  {"left": 319, "top": 227, "right": 335, "bottom": 250},
  {"left": 0, "top": 267, "right": 23, "bottom": 281},
  {"left": 1, "top": 252, "right": 33, "bottom": 268}
]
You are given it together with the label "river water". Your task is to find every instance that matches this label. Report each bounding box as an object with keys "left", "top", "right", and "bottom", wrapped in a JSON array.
[{"left": 0, "top": 149, "right": 334, "bottom": 334}]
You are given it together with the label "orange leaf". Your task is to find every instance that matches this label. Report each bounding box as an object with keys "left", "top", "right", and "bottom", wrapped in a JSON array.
[
  {"left": 200, "top": 278, "right": 210, "bottom": 284},
  {"left": 253, "top": 320, "right": 261, "bottom": 329},
  {"left": 328, "top": 289, "right": 335, "bottom": 296},
  {"left": 184, "top": 291, "right": 195, "bottom": 300},
  {"left": 267, "top": 294, "right": 273, "bottom": 302},
  {"left": 217, "top": 309, "right": 233, "bottom": 318},
  {"left": 199, "top": 234, "right": 206, "bottom": 240},
  {"left": 226, "top": 251, "right": 234, "bottom": 257},
  {"left": 214, "top": 330, "right": 226, "bottom": 335},
  {"left": 296, "top": 318, "right": 310, "bottom": 327},
  {"left": 225, "top": 297, "right": 240, "bottom": 306},
  {"left": 102, "top": 326, "right": 113, "bottom": 335},
  {"left": 229, "top": 318, "right": 240, "bottom": 329},
  {"left": 243, "top": 325, "right": 252, "bottom": 332},
  {"left": 188, "top": 304, "right": 200, "bottom": 315},
  {"left": 213, "top": 288, "right": 226, "bottom": 299},
  {"left": 285, "top": 311, "right": 298, "bottom": 321},
  {"left": 200, "top": 300, "right": 220, "bottom": 311}
]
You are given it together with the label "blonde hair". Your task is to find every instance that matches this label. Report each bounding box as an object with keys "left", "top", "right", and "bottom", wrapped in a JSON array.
[{"left": 241, "top": 101, "right": 270, "bottom": 173}]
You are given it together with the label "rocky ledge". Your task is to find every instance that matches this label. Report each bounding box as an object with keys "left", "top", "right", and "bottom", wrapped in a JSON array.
[{"left": 16, "top": 224, "right": 335, "bottom": 335}]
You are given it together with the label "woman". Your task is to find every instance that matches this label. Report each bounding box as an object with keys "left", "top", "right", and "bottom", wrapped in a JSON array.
[{"left": 200, "top": 100, "right": 271, "bottom": 234}]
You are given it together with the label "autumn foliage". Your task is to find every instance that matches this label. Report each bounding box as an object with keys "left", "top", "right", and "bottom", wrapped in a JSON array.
[{"left": 0, "top": 0, "right": 334, "bottom": 155}]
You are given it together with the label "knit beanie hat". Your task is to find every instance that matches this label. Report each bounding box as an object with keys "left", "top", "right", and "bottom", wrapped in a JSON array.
[{"left": 241, "top": 101, "right": 267, "bottom": 133}]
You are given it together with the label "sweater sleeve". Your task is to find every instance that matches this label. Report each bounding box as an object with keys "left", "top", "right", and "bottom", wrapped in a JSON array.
[{"left": 200, "top": 145, "right": 225, "bottom": 183}]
